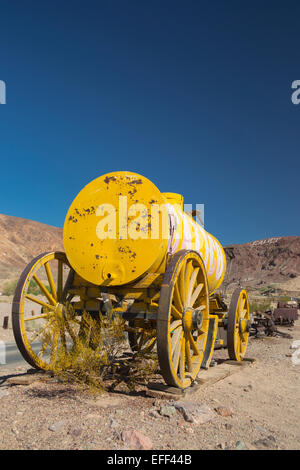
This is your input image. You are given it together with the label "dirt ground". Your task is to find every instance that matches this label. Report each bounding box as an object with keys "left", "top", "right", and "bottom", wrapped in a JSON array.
[{"left": 0, "top": 310, "right": 299, "bottom": 450}]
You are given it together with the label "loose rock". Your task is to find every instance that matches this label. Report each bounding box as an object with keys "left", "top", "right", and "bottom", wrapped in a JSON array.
[
  {"left": 0, "top": 389, "right": 9, "bottom": 398},
  {"left": 48, "top": 421, "right": 66, "bottom": 432},
  {"left": 109, "top": 417, "right": 119, "bottom": 429},
  {"left": 121, "top": 429, "right": 153, "bottom": 450},
  {"left": 253, "top": 436, "right": 276, "bottom": 449},
  {"left": 175, "top": 401, "right": 216, "bottom": 424},
  {"left": 70, "top": 427, "right": 82, "bottom": 437},
  {"left": 215, "top": 406, "right": 233, "bottom": 417},
  {"left": 235, "top": 440, "right": 246, "bottom": 450},
  {"left": 160, "top": 405, "right": 176, "bottom": 418},
  {"left": 149, "top": 410, "right": 160, "bottom": 418}
]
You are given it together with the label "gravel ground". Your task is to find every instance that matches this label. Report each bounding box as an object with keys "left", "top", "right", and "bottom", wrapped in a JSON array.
[{"left": 0, "top": 319, "right": 299, "bottom": 450}]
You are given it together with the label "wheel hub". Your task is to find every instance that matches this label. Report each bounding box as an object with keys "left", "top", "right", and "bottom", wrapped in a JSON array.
[
  {"left": 183, "top": 308, "right": 203, "bottom": 332},
  {"left": 239, "top": 319, "right": 251, "bottom": 334},
  {"left": 54, "top": 303, "right": 66, "bottom": 321},
  {"left": 193, "top": 308, "right": 203, "bottom": 330}
]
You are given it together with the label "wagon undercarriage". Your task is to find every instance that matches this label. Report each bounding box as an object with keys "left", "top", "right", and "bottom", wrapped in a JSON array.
[{"left": 12, "top": 250, "right": 251, "bottom": 390}]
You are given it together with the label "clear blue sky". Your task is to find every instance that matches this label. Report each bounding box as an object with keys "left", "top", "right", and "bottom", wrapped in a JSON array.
[{"left": 0, "top": 0, "right": 299, "bottom": 246}]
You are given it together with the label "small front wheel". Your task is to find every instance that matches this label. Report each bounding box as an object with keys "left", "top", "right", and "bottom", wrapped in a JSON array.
[{"left": 227, "top": 288, "right": 250, "bottom": 361}]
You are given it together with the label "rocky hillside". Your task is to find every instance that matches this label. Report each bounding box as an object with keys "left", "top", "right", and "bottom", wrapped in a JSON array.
[
  {"left": 0, "top": 214, "right": 63, "bottom": 281},
  {"left": 223, "top": 236, "right": 300, "bottom": 292}
]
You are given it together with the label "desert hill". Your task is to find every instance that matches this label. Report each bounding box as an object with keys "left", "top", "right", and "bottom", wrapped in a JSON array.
[
  {"left": 0, "top": 214, "right": 63, "bottom": 281},
  {"left": 223, "top": 236, "right": 300, "bottom": 294}
]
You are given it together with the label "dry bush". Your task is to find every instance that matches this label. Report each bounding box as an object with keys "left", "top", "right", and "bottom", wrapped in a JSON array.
[{"left": 44, "top": 310, "right": 158, "bottom": 394}]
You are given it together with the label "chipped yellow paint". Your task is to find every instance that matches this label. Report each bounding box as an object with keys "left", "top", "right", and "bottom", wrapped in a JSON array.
[{"left": 63, "top": 172, "right": 169, "bottom": 286}]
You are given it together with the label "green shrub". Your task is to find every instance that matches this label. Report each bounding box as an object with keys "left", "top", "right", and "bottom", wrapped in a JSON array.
[
  {"left": 2, "top": 279, "right": 18, "bottom": 296},
  {"left": 2, "top": 278, "right": 50, "bottom": 296},
  {"left": 250, "top": 300, "right": 272, "bottom": 313}
]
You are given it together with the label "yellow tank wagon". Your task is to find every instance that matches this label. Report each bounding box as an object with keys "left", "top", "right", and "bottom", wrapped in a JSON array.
[{"left": 12, "top": 171, "right": 251, "bottom": 389}]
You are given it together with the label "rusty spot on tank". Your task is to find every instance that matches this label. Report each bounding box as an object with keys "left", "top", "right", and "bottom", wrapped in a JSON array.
[
  {"left": 84, "top": 207, "right": 95, "bottom": 214},
  {"left": 126, "top": 178, "right": 143, "bottom": 196},
  {"left": 104, "top": 176, "right": 117, "bottom": 184},
  {"left": 128, "top": 189, "right": 137, "bottom": 196},
  {"left": 129, "top": 179, "right": 142, "bottom": 185}
]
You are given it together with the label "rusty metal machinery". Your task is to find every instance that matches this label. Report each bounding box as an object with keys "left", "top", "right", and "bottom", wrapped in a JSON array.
[
  {"left": 273, "top": 302, "right": 299, "bottom": 325},
  {"left": 12, "top": 171, "right": 251, "bottom": 389}
]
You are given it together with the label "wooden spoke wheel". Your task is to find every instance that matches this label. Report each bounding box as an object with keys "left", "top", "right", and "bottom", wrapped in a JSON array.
[
  {"left": 157, "top": 250, "right": 209, "bottom": 389},
  {"left": 127, "top": 319, "right": 157, "bottom": 354},
  {"left": 227, "top": 288, "right": 250, "bottom": 361},
  {"left": 12, "top": 251, "right": 78, "bottom": 370}
]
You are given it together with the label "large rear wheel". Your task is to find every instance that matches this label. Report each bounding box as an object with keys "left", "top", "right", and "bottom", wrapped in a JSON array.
[{"left": 157, "top": 250, "right": 209, "bottom": 389}]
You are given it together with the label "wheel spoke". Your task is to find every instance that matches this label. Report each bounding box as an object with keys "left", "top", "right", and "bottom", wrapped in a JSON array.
[
  {"left": 57, "top": 260, "right": 63, "bottom": 302},
  {"left": 62, "top": 268, "right": 74, "bottom": 301},
  {"left": 60, "top": 327, "right": 67, "bottom": 352},
  {"left": 240, "top": 309, "right": 247, "bottom": 319},
  {"left": 170, "top": 319, "right": 182, "bottom": 333},
  {"left": 184, "top": 260, "right": 193, "bottom": 307},
  {"left": 178, "top": 264, "right": 186, "bottom": 308},
  {"left": 171, "top": 304, "right": 182, "bottom": 320},
  {"left": 25, "top": 294, "right": 55, "bottom": 311},
  {"left": 179, "top": 335, "right": 186, "bottom": 379},
  {"left": 29, "top": 318, "right": 55, "bottom": 344},
  {"left": 185, "top": 334, "right": 192, "bottom": 372},
  {"left": 32, "top": 274, "right": 57, "bottom": 306},
  {"left": 190, "top": 283, "right": 203, "bottom": 308},
  {"left": 239, "top": 297, "right": 246, "bottom": 312},
  {"left": 24, "top": 313, "right": 52, "bottom": 322},
  {"left": 64, "top": 319, "right": 78, "bottom": 345},
  {"left": 173, "top": 282, "right": 183, "bottom": 311},
  {"left": 188, "top": 332, "right": 200, "bottom": 355},
  {"left": 44, "top": 261, "right": 58, "bottom": 301},
  {"left": 187, "top": 268, "right": 199, "bottom": 307},
  {"left": 51, "top": 329, "right": 59, "bottom": 362},
  {"left": 172, "top": 331, "right": 182, "bottom": 372},
  {"left": 38, "top": 334, "right": 52, "bottom": 358},
  {"left": 171, "top": 326, "right": 182, "bottom": 355}
]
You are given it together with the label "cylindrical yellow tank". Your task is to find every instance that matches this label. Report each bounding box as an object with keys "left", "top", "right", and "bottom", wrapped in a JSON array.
[{"left": 63, "top": 171, "right": 226, "bottom": 293}]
